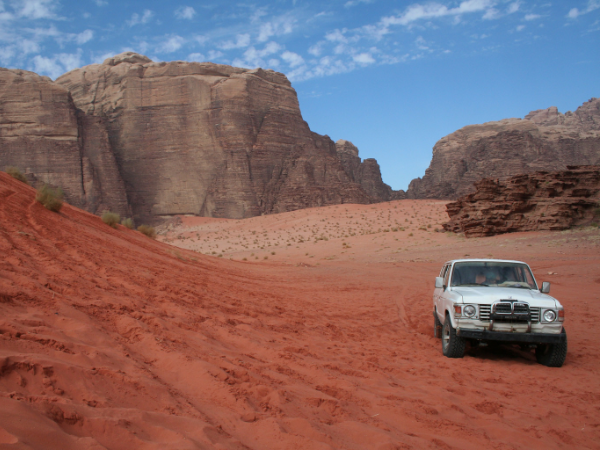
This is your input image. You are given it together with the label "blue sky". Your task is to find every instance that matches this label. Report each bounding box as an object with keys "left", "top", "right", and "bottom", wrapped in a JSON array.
[{"left": 0, "top": 0, "right": 598, "bottom": 190}]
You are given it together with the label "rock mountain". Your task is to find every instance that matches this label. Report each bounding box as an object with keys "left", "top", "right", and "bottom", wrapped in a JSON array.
[
  {"left": 0, "top": 52, "right": 399, "bottom": 222},
  {"left": 407, "top": 97, "right": 600, "bottom": 199}
]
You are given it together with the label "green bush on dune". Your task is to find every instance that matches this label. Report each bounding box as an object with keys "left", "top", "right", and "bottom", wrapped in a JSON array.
[
  {"left": 5, "top": 167, "right": 28, "bottom": 184},
  {"left": 36, "top": 185, "right": 64, "bottom": 212},
  {"left": 101, "top": 211, "right": 121, "bottom": 228},
  {"left": 137, "top": 224, "right": 156, "bottom": 239},
  {"left": 121, "top": 217, "right": 134, "bottom": 229}
]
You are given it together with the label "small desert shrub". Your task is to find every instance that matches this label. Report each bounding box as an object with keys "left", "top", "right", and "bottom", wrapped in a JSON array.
[
  {"left": 137, "top": 224, "right": 156, "bottom": 239},
  {"left": 36, "top": 184, "right": 64, "bottom": 212},
  {"left": 5, "top": 167, "right": 28, "bottom": 184},
  {"left": 102, "top": 211, "right": 120, "bottom": 228},
  {"left": 121, "top": 217, "right": 134, "bottom": 229}
]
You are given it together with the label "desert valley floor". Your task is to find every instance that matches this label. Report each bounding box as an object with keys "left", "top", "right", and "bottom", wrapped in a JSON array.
[{"left": 1, "top": 171, "right": 599, "bottom": 450}]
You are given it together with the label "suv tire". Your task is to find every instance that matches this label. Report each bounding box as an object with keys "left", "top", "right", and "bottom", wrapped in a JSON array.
[
  {"left": 535, "top": 328, "right": 567, "bottom": 367},
  {"left": 434, "top": 311, "right": 442, "bottom": 338},
  {"left": 442, "top": 314, "right": 466, "bottom": 358}
]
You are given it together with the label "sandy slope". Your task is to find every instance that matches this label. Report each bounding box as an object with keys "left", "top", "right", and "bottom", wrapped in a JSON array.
[{"left": 1, "top": 171, "right": 599, "bottom": 449}]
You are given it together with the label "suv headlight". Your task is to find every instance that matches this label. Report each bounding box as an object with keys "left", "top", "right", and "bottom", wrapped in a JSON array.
[
  {"left": 463, "top": 305, "right": 476, "bottom": 318},
  {"left": 542, "top": 309, "right": 557, "bottom": 322}
]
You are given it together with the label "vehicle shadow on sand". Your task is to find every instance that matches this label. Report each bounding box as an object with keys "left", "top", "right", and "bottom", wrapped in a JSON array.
[{"left": 466, "top": 342, "right": 540, "bottom": 365}]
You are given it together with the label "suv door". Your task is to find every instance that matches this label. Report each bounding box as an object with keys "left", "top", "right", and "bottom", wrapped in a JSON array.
[{"left": 434, "top": 264, "right": 450, "bottom": 316}]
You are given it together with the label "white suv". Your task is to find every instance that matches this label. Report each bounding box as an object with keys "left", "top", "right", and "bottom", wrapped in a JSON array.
[{"left": 433, "top": 259, "right": 567, "bottom": 367}]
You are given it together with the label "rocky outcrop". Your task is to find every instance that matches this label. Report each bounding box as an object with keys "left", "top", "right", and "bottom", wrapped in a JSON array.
[
  {"left": 55, "top": 52, "right": 383, "bottom": 221},
  {"left": 443, "top": 166, "right": 600, "bottom": 237},
  {"left": 0, "top": 68, "right": 131, "bottom": 217},
  {"left": 407, "top": 98, "right": 600, "bottom": 199},
  {"left": 335, "top": 139, "right": 405, "bottom": 201}
]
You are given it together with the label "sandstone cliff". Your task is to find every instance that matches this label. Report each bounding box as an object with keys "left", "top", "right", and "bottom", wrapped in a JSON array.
[
  {"left": 0, "top": 68, "right": 131, "bottom": 217},
  {"left": 407, "top": 98, "right": 600, "bottom": 199},
  {"left": 335, "top": 139, "right": 405, "bottom": 201},
  {"left": 443, "top": 166, "right": 600, "bottom": 237},
  {"left": 55, "top": 53, "right": 379, "bottom": 221}
]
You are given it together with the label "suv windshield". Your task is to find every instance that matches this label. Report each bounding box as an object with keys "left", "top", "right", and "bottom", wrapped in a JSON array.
[{"left": 451, "top": 261, "right": 537, "bottom": 289}]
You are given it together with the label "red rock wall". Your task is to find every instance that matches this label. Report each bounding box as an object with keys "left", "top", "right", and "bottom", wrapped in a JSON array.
[
  {"left": 56, "top": 53, "right": 378, "bottom": 222},
  {"left": 443, "top": 166, "right": 600, "bottom": 237},
  {"left": 0, "top": 68, "right": 131, "bottom": 217}
]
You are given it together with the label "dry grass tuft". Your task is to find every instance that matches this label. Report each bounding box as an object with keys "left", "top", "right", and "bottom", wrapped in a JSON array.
[
  {"left": 101, "top": 211, "right": 121, "bottom": 228},
  {"left": 121, "top": 217, "right": 134, "bottom": 229},
  {"left": 36, "top": 185, "right": 64, "bottom": 212},
  {"left": 138, "top": 224, "right": 157, "bottom": 239},
  {"left": 5, "top": 167, "right": 28, "bottom": 184}
]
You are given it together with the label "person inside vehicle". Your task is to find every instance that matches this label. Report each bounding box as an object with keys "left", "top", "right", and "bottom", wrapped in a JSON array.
[{"left": 475, "top": 272, "right": 486, "bottom": 284}]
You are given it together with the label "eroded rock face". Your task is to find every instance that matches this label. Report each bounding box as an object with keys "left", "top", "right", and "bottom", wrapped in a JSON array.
[
  {"left": 407, "top": 98, "right": 600, "bottom": 199},
  {"left": 0, "top": 68, "right": 130, "bottom": 217},
  {"left": 56, "top": 52, "right": 377, "bottom": 221},
  {"left": 443, "top": 166, "right": 600, "bottom": 237},
  {"left": 335, "top": 139, "right": 405, "bottom": 201}
]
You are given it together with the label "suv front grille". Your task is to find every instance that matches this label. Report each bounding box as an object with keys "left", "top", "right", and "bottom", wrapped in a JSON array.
[{"left": 479, "top": 304, "right": 539, "bottom": 322}]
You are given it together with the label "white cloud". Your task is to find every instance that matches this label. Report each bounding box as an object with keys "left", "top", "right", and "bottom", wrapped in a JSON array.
[
  {"left": 257, "top": 16, "right": 294, "bottom": 42},
  {"left": 188, "top": 52, "right": 204, "bottom": 61},
  {"left": 233, "top": 41, "right": 282, "bottom": 68},
  {"left": 31, "top": 54, "right": 62, "bottom": 77},
  {"left": 12, "top": 0, "right": 59, "bottom": 20},
  {"left": 218, "top": 33, "right": 250, "bottom": 50},
  {"left": 345, "top": 0, "right": 373, "bottom": 7},
  {"left": 76, "top": 29, "right": 93, "bottom": 44},
  {"left": 91, "top": 50, "right": 117, "bottom": 64},
  {"left": 377, "top": 0, "right": 496, "bottom": 31},
  {"left": 516, "top": 24, "right": 525, "bottom": 31},
  {"left": 127, "top": 9, "right": 153, "bottom": 27},
  {"left": 415, "top": 36, "right": 430, "bottom": 50},
  {"left": 207, "top": 50, "right": 223, "bottom": 60},
  {"left": 0, "top": 46, "right": 15, "bottom": 64},
  {"left": 175, "top": 6, "right": 195, "bottom": 20},
  {"left": 194, "top": 35, "right": 208, "bottom": 46},
  {"left": 567, "top": 0, "right": 600, "bottom": 18},
  {"left": 93, "top": 0, "right": 107, "bottom": 6},
  {"left": 325, "top": 29, "right": 348, "bottom": 43},
  {"left": 524, "top": 14, "right": 540, "bottom": 21},
  {"left": 483, "top": 8, "right": 499, "bottom": 19},
  {"left": 155, "top": 35, "right": 185, "bottom": 53},
  {"left": 308, "top": 42, "right": 323, "bottom": 57},
  {"left": 352, "top": 52, "right": 375, "bottom": 64},
  {"left": 507, "top": 1, "right": 520, "bottom": 14},
  {"left": 30, "top": 49, "right": 82, "bottom": 79},
  {"left": 281, "top": 50, "right": 304, "bottom": 67}
]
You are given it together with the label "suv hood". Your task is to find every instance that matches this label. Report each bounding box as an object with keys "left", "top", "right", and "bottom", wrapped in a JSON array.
[{"left": 451, "top": 286, "right": 557, "bottom": 307}]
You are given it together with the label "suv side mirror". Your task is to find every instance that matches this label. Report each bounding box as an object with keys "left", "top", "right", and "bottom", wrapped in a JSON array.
[
  {"left": 540, "top": 281, "right": 550, "bottom": 294},
  {"left": 435, "top": 277, "right": 444, "bottom": 289}
]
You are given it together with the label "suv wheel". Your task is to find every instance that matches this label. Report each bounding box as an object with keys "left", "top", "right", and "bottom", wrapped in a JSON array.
[
  {"left": 433, "top": 311, "right": 442, "bottom": 338},
  {"left": 442, "top": 314, "right": 466, "bottom": 358},
  {"left": 535, "top": 328, "right": 567, "bottom": 367}
]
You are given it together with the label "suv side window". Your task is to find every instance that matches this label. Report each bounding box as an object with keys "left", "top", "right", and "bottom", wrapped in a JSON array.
[{"left": 443, "top": 265, "right": 451, "bottom": 287}]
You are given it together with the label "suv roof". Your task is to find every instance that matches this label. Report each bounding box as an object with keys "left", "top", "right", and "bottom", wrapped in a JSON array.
[{"left": 444, "top": 259, "right": 528, "bottom": 265}]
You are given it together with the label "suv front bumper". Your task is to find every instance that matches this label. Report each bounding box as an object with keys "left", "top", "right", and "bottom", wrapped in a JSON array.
[{"left": 457, "top": 328, "right": 565, "bottom": 344}]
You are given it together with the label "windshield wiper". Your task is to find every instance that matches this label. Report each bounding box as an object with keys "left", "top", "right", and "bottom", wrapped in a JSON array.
[{"left": 456, "top": 283, "right": 488, "bottom": 287}]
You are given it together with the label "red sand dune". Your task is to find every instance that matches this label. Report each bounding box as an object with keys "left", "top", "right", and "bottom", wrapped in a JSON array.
[{"left": 1, "top": 171, "right": 599, "bottom": 449}]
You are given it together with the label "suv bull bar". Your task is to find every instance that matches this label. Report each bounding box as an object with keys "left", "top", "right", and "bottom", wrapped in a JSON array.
[{"left": 457, "top": 328, "right": 566, "bottom": 344}]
